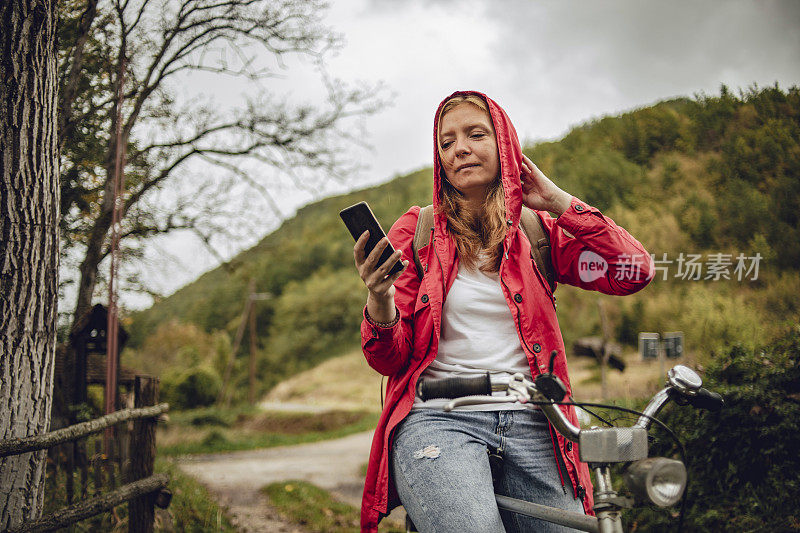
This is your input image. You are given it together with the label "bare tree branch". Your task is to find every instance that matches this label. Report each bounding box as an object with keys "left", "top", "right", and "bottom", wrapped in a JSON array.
[
  {"left": 58, "top": 0, "right": 387, "bottom": 329},
  {"left": 58, "top": 0, "right": 99, "bottom": 148}
]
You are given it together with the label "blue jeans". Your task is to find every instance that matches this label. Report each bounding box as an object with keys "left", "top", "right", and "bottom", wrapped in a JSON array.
[{"left": 391, "top": 409, "right": 585, "bottom": 533}]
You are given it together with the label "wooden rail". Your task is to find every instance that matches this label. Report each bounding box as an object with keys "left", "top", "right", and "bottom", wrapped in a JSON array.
[
  {"left": 0, "top": 403, "right": 168, "bottom": 458},
  {"left": 6, "top": 473, "right": 170, "bottom": 533},
  {"left": 2, "top": 376, "right": 169, "bottom": 532}
]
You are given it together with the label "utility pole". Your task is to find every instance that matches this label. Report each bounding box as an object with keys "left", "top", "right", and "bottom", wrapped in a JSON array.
[
  {"left": 217, "top": 280, "right": 270, "bottom": 406},
  {"left": 248, "top": 291, "right": 270, "bottom": 405},
  {"left": 598, "top": 299, "right": 612, "bottom": 400},
  {"left": 105, "top": 55, "right": 127, "bottom": 455},
  {"left": 248, "top": 296, "right": 258, "bottom": 405}
]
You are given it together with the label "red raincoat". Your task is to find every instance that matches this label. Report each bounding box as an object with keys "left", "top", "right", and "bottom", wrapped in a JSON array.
[{"left": 359, "top": 91, "right": 653, "bottom": 532}]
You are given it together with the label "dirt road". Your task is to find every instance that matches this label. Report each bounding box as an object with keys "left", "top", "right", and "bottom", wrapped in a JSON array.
[{"left": 177, "top": 430, "right": 403, "bottom": 532}]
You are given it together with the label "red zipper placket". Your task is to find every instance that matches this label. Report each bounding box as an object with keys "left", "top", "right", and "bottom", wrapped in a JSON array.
[
  {"left": 382, "top": 225, "right": 439, "bottom": 513},
  {"left": 549, "top": 424, "right": 568, "bottom": 495},
  {"left": 499, "top": 236, "right": 580, "bottom": 497}
]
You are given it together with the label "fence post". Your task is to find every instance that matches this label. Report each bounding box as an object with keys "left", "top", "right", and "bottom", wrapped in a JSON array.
[
  {"left": 93, "top": 440, "right": 103, "bottom": 496},
  {"left": 128, "top": 376, "right": 158, "bottom": 533}
]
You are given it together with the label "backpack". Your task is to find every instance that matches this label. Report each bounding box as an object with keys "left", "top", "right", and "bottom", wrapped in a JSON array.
[{"left": 411, "top": 205, "right": 556, "bottom": 293}]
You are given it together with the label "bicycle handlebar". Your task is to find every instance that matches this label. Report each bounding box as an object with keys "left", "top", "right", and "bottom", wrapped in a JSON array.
[
  {"left": 416, "top": 372, "right": 492, "bottom": 401},
  {"left": 685, "top": 387, "right": 724, "bottom": 411},
  {"left": 417, "top": 365, "right": 723, "bottom": 442},
  {"left": 417, "top": 373, "right": 583, "bottom": 441}
]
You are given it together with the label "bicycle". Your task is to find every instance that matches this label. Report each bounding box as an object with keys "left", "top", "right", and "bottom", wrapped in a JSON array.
[{"left": 409, "top": 354, "right": 724, "bottom": 533}]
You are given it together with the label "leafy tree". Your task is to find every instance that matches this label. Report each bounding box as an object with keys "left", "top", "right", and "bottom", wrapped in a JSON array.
[
  {"left": 56, "top": 0, "right": 384, "bottom": 336},
  {"left": 161, "top": 366, "right": 222, "bottom": 409},
  {"left": 123, "top": 318, "right": 230, "bottom": 376},
  {"left": 258, "top": 268, "right": 367, "bottom": 391}
]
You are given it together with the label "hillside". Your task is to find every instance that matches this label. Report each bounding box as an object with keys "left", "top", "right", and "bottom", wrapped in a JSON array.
[
  {"left": 124, "top": 85, "right": 800, "bottom": 406},
  {"left": 260, "top": 345, "right": 673, "bottom": 410}
]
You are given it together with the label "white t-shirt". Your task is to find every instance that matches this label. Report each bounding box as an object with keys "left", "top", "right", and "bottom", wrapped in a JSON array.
[{"left": 413, "top": 257, "right": 533, "bottom": 411}]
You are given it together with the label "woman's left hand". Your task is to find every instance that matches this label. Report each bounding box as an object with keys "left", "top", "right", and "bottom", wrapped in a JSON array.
[{"left": 519, "top": 155, "right": 573, "bottom": 216}]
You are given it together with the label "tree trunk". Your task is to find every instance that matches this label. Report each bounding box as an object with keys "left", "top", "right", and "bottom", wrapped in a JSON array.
[{"left": 0, "top": 0, "right": 60, "bottom": 529}]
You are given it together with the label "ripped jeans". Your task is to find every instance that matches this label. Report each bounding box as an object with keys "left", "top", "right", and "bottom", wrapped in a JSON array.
[{"left": 391, "top": 408, "right": 585, "bottom": 533}]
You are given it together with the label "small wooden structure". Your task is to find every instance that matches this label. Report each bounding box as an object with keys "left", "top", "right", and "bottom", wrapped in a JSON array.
[
  {"left": 54, "top": 304, "right": 135, "bottom": 428},
  {"left": 50, "top": 304, "right": 146, "bottom": 513}
]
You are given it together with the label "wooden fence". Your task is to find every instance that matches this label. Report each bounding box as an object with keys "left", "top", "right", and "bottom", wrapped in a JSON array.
[{"left": 0, "top": 376, "right": 170, "bottom": 533}]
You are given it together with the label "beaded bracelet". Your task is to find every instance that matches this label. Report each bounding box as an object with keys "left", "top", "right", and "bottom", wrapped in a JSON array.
[{"left": 365, "top": 307, "right": 400, "bottom": 328}]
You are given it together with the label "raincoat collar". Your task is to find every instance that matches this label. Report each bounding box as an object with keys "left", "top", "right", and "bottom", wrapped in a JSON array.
[{"left": 432, "top": 90, "right": 525, "bottom": 241}]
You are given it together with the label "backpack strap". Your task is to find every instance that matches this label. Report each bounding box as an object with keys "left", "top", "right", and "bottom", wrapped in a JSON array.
[
  {"left": 412, "top": 205, "right": 435, "bottom": 280},
  {"left": 519, "top": 207, "right": 556, "bottom": 294},
  {"left": 411, "top": 204, "right": 555, "bottom": 293}
]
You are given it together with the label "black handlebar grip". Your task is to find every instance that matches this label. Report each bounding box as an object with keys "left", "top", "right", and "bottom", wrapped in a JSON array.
[
  {"left": 688, "top": 387, "right": 724, "bottom": 411},
  {"left": 416, "top": 373, "right": 492, "bottom": 401}
]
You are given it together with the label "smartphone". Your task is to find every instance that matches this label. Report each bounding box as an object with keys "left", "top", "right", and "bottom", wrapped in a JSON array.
[{"left": 340, "top": 201, "right": 404, "bottom": 277}]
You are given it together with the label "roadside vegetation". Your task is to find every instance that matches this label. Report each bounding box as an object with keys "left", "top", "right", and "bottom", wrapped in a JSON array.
[
  {"left": 626, "top": 326, "right": 800, "bottom": 531},
  {"left": 263, "top": 480, "right": 404, "bottom": 533},
  {"left": 158, "top": 405, "right": 379, "bottom": 456},
  {"left": 154, "top": 458, "right": 238, "bottom": 532},
  {"left": 40, "top": 452, "right": 235, "bottom": 532}
]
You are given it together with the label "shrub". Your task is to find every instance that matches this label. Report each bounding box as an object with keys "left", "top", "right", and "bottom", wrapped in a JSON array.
[
  {"left": 626, "top": 326, "right": 800, "bottom": 531},
  {"left": 162, "top": 366, "right": 222, "bottom": 410},
  {"left": 265, "top": 268, "right": 366, "bottom": 379}
]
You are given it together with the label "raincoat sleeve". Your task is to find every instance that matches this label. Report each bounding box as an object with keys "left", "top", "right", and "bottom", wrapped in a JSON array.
[
  {"left": 541, "top": 197, "right": 653, "bottom": 295},
  {"left": 360, "top": 207, "right": 422, "bottom": 376}
]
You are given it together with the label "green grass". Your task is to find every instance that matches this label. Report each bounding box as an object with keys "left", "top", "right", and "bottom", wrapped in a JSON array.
[
  {"left": 154, "top": 457, "right": 237, "bottom": 532},
  {"left": 39, "top": 438, "right": 236, "bottom": 532},
  {"left": 263, "top": 480, "right": 403, "bottom": 533},
  {"left": 158, "top": 405, "right": 379, "bottom": 456}
]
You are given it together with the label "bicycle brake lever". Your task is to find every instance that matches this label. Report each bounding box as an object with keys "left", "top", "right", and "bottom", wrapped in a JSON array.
[{"left": 507, "top": 374, "right": 532, "bottom": 403}]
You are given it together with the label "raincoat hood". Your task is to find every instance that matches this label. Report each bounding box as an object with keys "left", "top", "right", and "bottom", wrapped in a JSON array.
[{"left": 432, "top": 90, "right": 525, "bottom": 233}]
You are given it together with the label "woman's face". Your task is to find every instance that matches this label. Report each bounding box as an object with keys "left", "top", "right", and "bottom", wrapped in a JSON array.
[{"left": 438, "top": 103, "right": 500, "bottom": 202}]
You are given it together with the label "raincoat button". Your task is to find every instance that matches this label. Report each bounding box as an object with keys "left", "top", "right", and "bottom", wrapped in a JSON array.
[
  {"left": 506, "top": 219, "right": 513, "bottom": 225},
  {"left": 574, "top": 204, "right": 584, "bottom": 212},
  {"left": 513, "top": 293, "right": 522, "bottom": 303},
  {"left": 421, "top": 294, "right": 429, "bottom": 304},
  {"left": 532, "top": 343, "right": 542, "bottom": 353},
  {"left": 567, "top": 442, "right": 573, "bottom": 452}
]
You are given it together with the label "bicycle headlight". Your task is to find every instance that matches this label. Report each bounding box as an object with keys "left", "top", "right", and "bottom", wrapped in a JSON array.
[{"left": 623, "top": 457, "right": 687, "bottom": 507}]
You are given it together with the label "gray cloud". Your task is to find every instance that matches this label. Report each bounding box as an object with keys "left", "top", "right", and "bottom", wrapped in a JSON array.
[
  {"left": 358, "top": 0, "right": 800, "bottom": 141},
  {"left": 486, "top": 1, "right": 800, "bottom": 109}
]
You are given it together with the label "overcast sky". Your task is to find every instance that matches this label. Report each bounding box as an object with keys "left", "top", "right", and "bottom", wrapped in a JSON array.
[{"left": 123, "top": 0, "right": 800, "bottom": 310}]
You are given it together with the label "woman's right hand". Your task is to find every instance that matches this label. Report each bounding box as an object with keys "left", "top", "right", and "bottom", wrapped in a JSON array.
[{"left": 354, "top": 231, "right": 407, "bottom": 322}]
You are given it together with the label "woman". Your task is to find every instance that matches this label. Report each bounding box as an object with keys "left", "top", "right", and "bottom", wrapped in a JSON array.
[{"left": 353, "top": 91, "right": 653, "bottom": 532}]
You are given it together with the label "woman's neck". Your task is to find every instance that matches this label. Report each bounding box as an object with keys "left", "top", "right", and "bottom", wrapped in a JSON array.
[{"left": 461, "top": 194, "right": 486, "bottom": 218}]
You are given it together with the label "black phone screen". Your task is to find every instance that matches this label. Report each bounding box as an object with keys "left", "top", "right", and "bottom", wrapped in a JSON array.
[{"left": 339, "top": 201, "right": 404, "bottom": 277}]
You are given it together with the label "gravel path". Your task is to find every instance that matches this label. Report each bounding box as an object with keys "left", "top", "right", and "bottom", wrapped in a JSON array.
[{"left": 177, "top": 430, "right": 403, "bottom": 532}]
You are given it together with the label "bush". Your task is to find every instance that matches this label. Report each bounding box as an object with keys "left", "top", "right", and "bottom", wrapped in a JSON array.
[
  {"left": 265, "top": 268, "right": 366, "bottom": 383},
  {"left": 162, "top": 366, "right": 222, "bottom": 410},
  {"left": 123, "top": 319, "right": 231, "bottom": 377},
  {"left": 626, "top": 326, "right": 800, "bottom": 531}
]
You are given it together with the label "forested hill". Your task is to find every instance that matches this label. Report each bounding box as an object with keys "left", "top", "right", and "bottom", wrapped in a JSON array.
[{"left": 125, "top": 85, "right": 800, "bottom": 403}]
